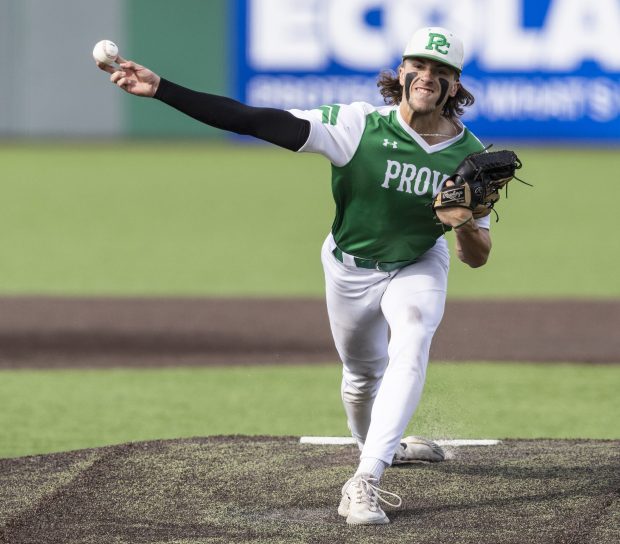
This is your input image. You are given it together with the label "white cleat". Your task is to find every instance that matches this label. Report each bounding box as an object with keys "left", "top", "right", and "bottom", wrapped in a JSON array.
[
  {"left": 337, "top": 473, "right": 402, "bottom": 525},
  {"left": 392, "top": 436, "right": 445, "bottom": 464}
]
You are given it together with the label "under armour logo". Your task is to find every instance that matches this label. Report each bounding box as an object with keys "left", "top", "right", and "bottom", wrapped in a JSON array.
[{"left": 383, "top": 139, "right": 398, "bottom": 149}]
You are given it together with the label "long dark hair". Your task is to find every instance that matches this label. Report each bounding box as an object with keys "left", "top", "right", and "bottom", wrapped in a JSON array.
[{"left": 377, "top": 65, "right": 475, "bottom": 119}]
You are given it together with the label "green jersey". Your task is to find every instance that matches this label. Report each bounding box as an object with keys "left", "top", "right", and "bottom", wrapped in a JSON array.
[{"left": 290, "top": 102, "right": 487, "bottom": 263}]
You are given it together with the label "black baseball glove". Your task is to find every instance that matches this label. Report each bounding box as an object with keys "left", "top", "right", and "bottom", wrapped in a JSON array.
[{"left": 433, "top": 149, "right": 524, "bottom": 220}]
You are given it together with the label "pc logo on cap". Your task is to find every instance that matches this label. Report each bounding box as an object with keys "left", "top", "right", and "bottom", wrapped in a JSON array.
[{"left": 402, "top": 27, "right": 464, "bottom": 72}]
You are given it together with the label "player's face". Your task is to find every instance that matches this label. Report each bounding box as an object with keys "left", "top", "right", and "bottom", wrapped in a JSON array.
[{"left": 399, "top": 58, "right": 459, "bottom": 115}]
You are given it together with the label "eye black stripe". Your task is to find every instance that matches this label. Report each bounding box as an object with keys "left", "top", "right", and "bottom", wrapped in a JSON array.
[{"left": 404, "top": 72, "right": 418, "bottom": 103}]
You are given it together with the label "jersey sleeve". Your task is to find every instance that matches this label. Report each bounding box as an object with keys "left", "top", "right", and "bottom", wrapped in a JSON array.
[{"left": 288, "top": 102, "right": 371, "bottom": 167}]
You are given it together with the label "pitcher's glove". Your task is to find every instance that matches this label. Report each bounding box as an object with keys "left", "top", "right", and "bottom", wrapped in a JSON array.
[{"left": 433, "top": 149, "right": 523, "bottom": 219}]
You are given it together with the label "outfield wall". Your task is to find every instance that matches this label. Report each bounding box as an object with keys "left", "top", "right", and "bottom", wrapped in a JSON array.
[
  {"left": 0, "top": 0, "right": 228, "bottom": 138},
  {"left": 0, "top": 0, "right": 126, "bottom": 136},
  {"left": 1, "top": 0, "right": 619, "bottom": 142}
]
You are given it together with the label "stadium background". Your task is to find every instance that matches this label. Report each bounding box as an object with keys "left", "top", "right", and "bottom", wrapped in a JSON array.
[{"left": 3, "top": 0, "right": 619, "bottom": 140}]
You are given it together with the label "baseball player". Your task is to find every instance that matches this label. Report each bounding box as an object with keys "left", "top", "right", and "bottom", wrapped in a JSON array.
[{"left": 96, "top": 27, "right": 491, "bottom": 525}]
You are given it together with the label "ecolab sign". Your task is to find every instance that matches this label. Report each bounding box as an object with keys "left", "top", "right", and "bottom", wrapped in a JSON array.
[{"left": 235, "top": 0, "right": 620, "bottom": 140}]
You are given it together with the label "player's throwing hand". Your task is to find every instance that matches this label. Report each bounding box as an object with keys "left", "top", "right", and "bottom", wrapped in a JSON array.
[{"left": 95, "top": 56, "right": 160, "bottom": 97}]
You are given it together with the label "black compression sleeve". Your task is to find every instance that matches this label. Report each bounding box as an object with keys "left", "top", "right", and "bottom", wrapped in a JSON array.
[{"left": 153, "top": 78, "right": 310, "bottom": 152}]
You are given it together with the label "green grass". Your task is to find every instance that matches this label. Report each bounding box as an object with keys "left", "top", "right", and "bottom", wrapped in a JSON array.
[
  {"left": 0, "top": 143, "right": 618, "bottom": 298},
  {"left": 1, "top": 362, "right": 618, "bottom": 459},
  {"left": 0, "top": 143, "right": 332, "bottom": 296}
]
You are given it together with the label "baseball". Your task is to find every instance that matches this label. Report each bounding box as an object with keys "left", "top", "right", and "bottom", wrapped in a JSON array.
[{"left": 92, "top": 40, "right": 119, "bottom": 65}]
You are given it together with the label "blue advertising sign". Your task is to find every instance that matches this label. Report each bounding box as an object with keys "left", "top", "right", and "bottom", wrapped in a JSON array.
[{"left": 233, "top": 0, "right": 620, "bottom": 142}]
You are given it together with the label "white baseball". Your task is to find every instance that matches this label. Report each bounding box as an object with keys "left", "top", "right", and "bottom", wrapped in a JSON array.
[{"left": 92, "top": 40, "right": 119, "bottom": 65}]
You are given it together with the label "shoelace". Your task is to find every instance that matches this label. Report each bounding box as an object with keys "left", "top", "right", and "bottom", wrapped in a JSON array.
[{"left": 356, "top": 476, "right": 402, "bottom": 509}]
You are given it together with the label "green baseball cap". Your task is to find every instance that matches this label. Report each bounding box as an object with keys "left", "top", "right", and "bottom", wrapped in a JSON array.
[{"left": 402, "top": 27, "right": 464, "bottom": 72}]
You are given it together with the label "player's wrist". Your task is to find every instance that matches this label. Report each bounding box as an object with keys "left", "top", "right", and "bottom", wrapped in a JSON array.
[
  {"left": 150, "top": 74, "right": 161, "bottom": 97},
  {"left": 453, "top": 216, "right": 477, "bottom": 231}
]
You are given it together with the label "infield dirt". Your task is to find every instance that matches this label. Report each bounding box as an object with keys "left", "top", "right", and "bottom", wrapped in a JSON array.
[{"left": 0, "top": 297, "right": 618, "bottom": 368}]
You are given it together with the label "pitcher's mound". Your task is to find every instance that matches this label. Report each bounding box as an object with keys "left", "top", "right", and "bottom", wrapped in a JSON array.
[{"left": 1, "top": 436, "right": 618, "bottom": 543}]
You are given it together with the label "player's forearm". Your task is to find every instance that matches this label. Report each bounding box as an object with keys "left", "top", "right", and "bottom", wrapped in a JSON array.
[
  {"left": 153, "top": 78, "right": 310, "bottom": 151},
  {"left": 454, "top": 221, "right": 491, "bottom": 268}
]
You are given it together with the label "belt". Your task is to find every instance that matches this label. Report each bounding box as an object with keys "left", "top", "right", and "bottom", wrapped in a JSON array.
[{"left": 331, "top": 247, "right": 415, "bottom": 272}]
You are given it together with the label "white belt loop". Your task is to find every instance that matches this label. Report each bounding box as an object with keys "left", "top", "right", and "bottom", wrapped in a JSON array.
[
  {"left": 342, "top": 252, "right": 356, "bottom": 267},
  {"left": 328, "top": 233, "right": 357, "bottom": 268},
  {"left": 327, "top": 232, "right": 338, "bottom": 252}
]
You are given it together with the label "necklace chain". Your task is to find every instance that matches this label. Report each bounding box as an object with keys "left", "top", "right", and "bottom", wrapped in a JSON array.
[{"left": 418, "top": 133, "right": 453, "bottom": 138}]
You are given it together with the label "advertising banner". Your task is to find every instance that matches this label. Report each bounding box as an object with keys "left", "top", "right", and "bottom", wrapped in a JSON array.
[{"left": 233, "top": 0, "right": 620, "bottom": 142}]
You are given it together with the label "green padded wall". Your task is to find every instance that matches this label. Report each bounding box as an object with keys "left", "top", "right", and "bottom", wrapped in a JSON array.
[{"left": 125, "top": 0, "right": 229, "bottom": 137}]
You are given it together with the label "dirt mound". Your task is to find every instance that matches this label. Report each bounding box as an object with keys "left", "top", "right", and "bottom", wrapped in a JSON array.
[{"left": 1, "top": 436, "right": 618, "bottom": 543}]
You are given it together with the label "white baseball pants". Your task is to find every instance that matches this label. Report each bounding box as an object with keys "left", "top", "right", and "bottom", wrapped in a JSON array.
[{"left": 321, "top": 233, "right": 449, "bottom": 465}]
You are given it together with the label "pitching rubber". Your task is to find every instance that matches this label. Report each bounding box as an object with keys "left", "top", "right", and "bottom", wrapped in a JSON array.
[{"left": 299, "top": 437, "right": 501, "bottom": 446}]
